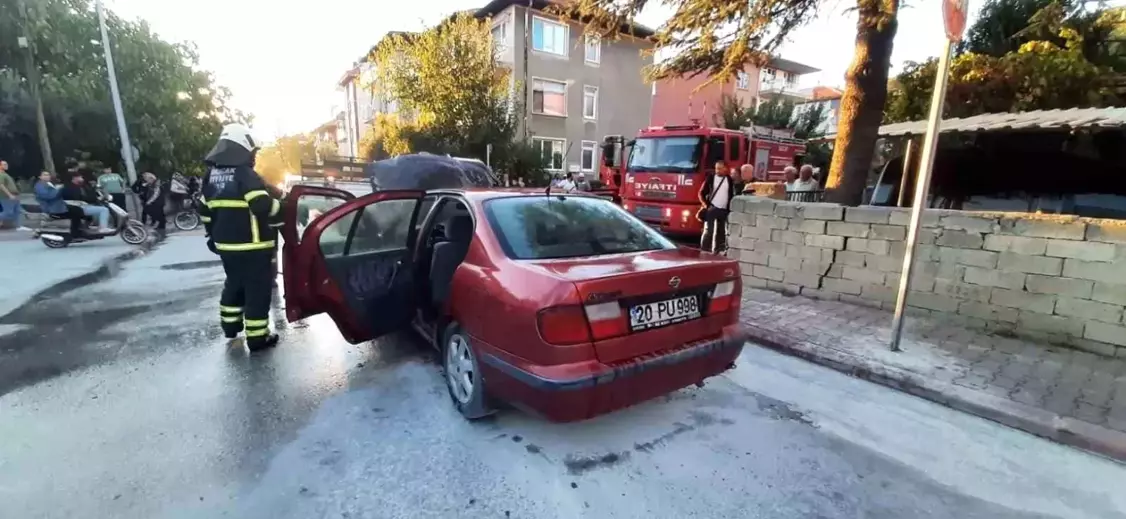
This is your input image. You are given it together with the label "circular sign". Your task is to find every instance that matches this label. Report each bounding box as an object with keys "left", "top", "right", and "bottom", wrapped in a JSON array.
[{"left": 943, "top": 0, "right": 970, "bottom": 42}]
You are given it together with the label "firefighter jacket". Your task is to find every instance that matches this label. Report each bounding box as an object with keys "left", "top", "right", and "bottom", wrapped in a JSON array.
[{"left": 199, "top": 165, "right": 283, "bottom": 252}]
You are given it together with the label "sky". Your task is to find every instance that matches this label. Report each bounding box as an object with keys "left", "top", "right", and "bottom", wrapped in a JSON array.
[{"left": 106, "top": 0, "right": 958, "bottom": 142}]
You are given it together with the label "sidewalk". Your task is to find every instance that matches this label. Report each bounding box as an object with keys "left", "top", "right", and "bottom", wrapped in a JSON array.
[
  {"left": 0, "top": 238, "right": 148, "bottom": 320},
  {"left": 739, "top": 288, "right": 1126, "bottom": 463}
]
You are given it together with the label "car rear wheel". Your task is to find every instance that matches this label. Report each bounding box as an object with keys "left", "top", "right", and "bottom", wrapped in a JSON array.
[{"left": 442, "top": 324, "right": 493, "bottom": 420}]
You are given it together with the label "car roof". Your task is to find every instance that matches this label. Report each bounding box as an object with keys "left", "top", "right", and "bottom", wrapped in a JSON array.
[{"left": 429, "top": 188, "right": 608, "bottom": 203}]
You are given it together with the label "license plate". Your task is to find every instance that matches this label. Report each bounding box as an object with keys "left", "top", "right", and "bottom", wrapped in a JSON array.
[{"left": 629, "top": 295, "right": 701, "bottom": 331}]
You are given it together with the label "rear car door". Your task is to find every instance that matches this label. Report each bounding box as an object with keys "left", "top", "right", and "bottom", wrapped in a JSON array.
[
  {"left": 287, "top": 190, "right": 426, "bottom": 344},
  {"left": 281, "top": 185, "right": 355, "bottom": 322}
]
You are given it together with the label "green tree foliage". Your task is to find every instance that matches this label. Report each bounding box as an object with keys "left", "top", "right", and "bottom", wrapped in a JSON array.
[
  {"left": 713, "top": 94, "right": 827, "bottom": 139},
  {"left": 885, "top": 1, "right": 1125, "bottom": 124},
  {"left": 0, "top": 0, "right": 246, "bottom": 179},
  {"left": 368, "top": 13, "right": 542, "bottom": 184},
  {"left": 555, "top": 0, "right": 900, "bottom": 205},
  {"left": 254, "top": 134, "right": 318, "bottom": 186}
]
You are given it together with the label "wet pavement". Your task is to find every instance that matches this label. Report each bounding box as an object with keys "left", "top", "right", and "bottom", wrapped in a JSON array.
[{"left": 2, "top": 235, "right": 1125, "bottom": 519}]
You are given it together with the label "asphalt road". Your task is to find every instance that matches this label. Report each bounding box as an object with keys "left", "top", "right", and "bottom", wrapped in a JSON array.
[{"left": 1, "top": 235, "right": 1125, "bottom": 519}]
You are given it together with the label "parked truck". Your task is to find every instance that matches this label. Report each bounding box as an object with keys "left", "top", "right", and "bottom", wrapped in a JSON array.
[{"left": 598, "top": 124, "right": 806, "bottom": 236}]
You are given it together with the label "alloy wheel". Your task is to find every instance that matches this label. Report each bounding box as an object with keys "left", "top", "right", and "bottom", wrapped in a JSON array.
[{"left": 445, "top": 334, "right": 475, "bottom": 405}]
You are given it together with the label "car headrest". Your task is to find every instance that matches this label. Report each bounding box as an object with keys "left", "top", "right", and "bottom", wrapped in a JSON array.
[{"left": 445, "top": 215, "right": 474, "bottom": 243}]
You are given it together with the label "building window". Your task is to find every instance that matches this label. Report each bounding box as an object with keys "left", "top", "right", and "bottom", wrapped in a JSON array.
[
  {"left": 736, "top": 71, "right": 749, "bottom": 90},
  {"left": 583, "top": 85, "right": 598, "bottom": 120},
  {"left": 491, "top": 22, "right": 507, "bottom": 50},
  {"left": 532, "top": 137, "right": 565, "bottom": 171},
  {"left": 581, "top": 141, "right": 598, "bottom": 172},
  {"left": 532, "top": 17, "right": 568, "bottom": 56},
  {"left": 584, "top": 34, "right": 600, "bottom": 64},
  {"left": 532, "top": 79, "right": 567, "bottom": 116}
]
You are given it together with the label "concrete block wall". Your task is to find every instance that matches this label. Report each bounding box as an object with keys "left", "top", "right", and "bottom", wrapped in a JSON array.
[{"left": 727, "top": 196, "right": 1126, "bottom": 358}]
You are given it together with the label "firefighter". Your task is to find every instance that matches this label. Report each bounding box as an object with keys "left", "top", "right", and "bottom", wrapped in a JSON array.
[{"left": 198, "top": 124, "right": 284, "bottom": 351}]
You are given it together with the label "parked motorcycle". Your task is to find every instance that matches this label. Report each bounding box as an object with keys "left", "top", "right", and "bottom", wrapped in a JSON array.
[
  {"left": 35, "top": 193, "right": 149, "bottom": 249},
  {"left": 173, "top": 191, "right": 202, "bottom": 231}
]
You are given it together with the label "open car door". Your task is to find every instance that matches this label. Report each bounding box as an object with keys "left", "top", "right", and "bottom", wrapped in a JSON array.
[
  {"left": 281, "top": 185, "right": 356, "bottom": 322},
  {"left": 287, "top": 189, "right": 427, "bottom": 344}
]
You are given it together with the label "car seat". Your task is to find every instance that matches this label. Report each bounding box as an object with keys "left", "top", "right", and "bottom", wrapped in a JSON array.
[{"left": 429, "top": 215, "right": 473, "bottom": 306}]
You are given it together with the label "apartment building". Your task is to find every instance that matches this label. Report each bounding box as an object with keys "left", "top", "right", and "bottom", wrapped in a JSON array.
[
  {"left": 650, "top": 58, "right": 820, "bottom": 127},
  {"left": 336, "top": 32, "right": 412, "bottom": 159},
  {"left": 480, "top": 0, "right": 654, "bottom": 175},
  {"left": 793, "top": 86, "right": 844, "bottom": 136}
]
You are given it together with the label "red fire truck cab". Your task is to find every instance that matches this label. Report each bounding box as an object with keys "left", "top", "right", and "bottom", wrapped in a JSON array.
[{"left": 602, "top": 124, "right": 806, "bottom": 236}]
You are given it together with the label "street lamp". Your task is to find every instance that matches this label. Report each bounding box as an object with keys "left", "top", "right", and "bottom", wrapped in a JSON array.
[{"left": 95, "top": 0, "right": 138, "bottom": 185}]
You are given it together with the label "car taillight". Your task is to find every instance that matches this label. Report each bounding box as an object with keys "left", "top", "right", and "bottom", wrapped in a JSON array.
[
  {"left": 584, "top": 302, "right": 627, "bottom": 340},
  {"left": 709, "top": 281, "right": 736, "bottom": 313},
  {"left": 537, "top": 306, "right": 591, "bottom": 345}
]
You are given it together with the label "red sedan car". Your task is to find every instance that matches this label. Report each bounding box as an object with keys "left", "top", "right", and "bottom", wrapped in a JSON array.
[{"left": 280, "top": 186, "right": 746, "bottom": 422}]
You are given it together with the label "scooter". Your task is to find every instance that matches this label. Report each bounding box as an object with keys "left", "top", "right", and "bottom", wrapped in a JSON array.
[{"left": 36, "top": 192, "right": 149, "bottom": 249}]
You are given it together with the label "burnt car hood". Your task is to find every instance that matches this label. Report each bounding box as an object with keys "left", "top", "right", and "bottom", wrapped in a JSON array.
[{"left": 367, "top": 154, "right": 496, "bottom": 191}]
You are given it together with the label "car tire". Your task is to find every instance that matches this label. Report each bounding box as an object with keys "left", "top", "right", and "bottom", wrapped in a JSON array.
[{"left": 441, "top": 323, "right": 494, "bottom": 420}]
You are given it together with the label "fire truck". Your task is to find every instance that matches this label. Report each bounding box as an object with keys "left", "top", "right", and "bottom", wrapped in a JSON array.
[{"left": 598, "top": 123, "right": 806, "bottom": 236}]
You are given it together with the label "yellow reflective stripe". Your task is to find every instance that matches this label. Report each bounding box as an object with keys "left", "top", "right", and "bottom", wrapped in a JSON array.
[
  {"left": 200, "top": 216, "right": 212, "bottom": 223},
  {"left": 221, "top": 316, "right": 242, "bottom": 323},
  {"left": 268, "top": 198, "right": 281, "bottom": 216},
  {"left": 207, "top": 200, "right": 249, "bottom": 209},
  {"left": 250, "top": 213, "right": 260, "bottom": 243},
  {"left": 245, "top": 328, "right": 269, "bottom": 337},
  {"left": 244, "top": 190, "right": 269, "bottom": 203},
  {"left": 244, "top": 319, "right": 269, "bottom": 327},
  {"left": 214, "top": 241, "right": 275, "bottom": 251},
  {"left": 220, "top": 305, "right": 243, "bottom": 313}
]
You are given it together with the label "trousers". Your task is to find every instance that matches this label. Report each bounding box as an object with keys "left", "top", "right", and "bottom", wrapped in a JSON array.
[
  {"left": 219, "top": 250, "right": 275, "bottom": 345},
  {"left": 700, "top": 210, "right": 729, "bottom": 254}
]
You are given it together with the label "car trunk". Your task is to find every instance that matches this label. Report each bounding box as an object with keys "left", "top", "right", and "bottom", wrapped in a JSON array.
[{"left": 527, "top": 248, "right": 739, "bottom": 364}]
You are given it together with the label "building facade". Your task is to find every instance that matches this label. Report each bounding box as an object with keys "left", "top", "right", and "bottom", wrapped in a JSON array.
[{"left": 481, "top": 0, "right": 655, "bottom": 175}]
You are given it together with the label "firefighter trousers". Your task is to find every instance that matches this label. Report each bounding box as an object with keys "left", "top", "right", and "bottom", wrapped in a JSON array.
[{"left": 218, "top": 250, "right": 275, "bottom": 346}]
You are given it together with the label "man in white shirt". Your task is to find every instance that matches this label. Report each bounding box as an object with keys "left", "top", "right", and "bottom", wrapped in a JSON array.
[
  {"left": 791, "top": 165, "right": 820, "bottom": 192},
  {"left": 782, "top": 166, "right": 799, "bottom": 191},
  {"left": 698, "top": 161, "right": 736, "bottom": 254}
]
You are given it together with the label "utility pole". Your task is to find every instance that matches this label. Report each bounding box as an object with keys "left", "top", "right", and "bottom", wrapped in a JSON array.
[
  {"left": 16, "top": 0, "right": 56, "bottom": 175},
  {"left": 95, "top": 0, "right": 138, "bottom": 185}
]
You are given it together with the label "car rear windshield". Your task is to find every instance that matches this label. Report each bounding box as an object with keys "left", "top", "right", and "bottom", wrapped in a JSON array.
[{"left": 484, "top": 195, "right": 677, "bottom": 260}]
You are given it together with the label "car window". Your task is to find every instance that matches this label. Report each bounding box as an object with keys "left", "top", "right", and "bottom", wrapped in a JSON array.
[
  {"left": 339, "top": 198, "right": 418, "bottom": 256},
  {"left": 296, "top": 195, "right": 348, "bottom": 245},
  {"left": 484, "top": 196, "right": 676, "bottom": 260}
]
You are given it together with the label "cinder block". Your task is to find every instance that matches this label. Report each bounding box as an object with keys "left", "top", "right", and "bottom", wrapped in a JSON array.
[
  {"left": 738, "top": 249, "right": 770, "bottom": 265},
  {"left": 907, "top": 291, "right": 961, "bottom": 313},
  {"left": 729, "top": 212, "right": 756, "bottom": 226},
  {"left": 845, "top": 206, "right": 893, "bottom": 224},
  {"left": 940, "top": 215, "right": 999, "bottom": 233},
  {"left": 800, "top": 258, "right": 833, "bottom": 276},
  {"left": 745, "top": 197, "right": 778, "bottom": 215},
  {"left": 1092, "top": 282, "right": 1126, "bottom": 306},
  {"left": 1025, "top": 275, "right": 1093, "bottom": 299},
  {"left": 730, "top": 197, "right": 749, "bottom": 213},
  {"left": 799, "top": 203, "right": 844, "bottom": 221},
  {"left": 1044, "top": 239, "right": 1117, "bottom": 262},
  {"left": 822, "top": 277, "right": 862, "bottom": 295},
  {"left": 771, "top": 229, "right": 805, "bottom": 246},
  {"left": 835, "top": 250, "right": 867, "bottom": 267},
  {"left": 825, "top": 263, "right": 844, "bottom": 279},
  {"left": 791, "top": 218, "right": 826, "bottom": 234},
  {"left": 728, "top": 236, "right": 754, "bottom": 250},
  {"left": 788, "top": 245, "right": 834, "bottom": 263},
  {"left": 1084, "top": 321, "right": 1126, "bottom": 347},
  {"left": 937, "top": 247, "right": 999, "bottom": 269},
  {"left": 753, "top": 265, "right": 785, "bottom": 282},
  {"left": 783, "top": 269, "right": 821, "bottom": 288},
  {"left": 840, "top": 294, "right": 883, "bottom": 309},
  {"left": 937, "top": 230, "right": 985, "bottom": 249},
  {"left": 933, "top": 279, "right": 991, "bottom": 303},
  {"left": 741, "top": 225, "right": 772, "bottom": 240},
  {"left": 756, "top": 240, "right": 788, "bottom": 255},
  {"left": 841, "top": 266, "right": 886, "bottom": 285},
  {"left": 846, "top": 238, "right": 891, "bottom": 255},
  {"left": 865, "top": 254, "right": 904, "bottom": 273},
  {"left": 870, "top": 224, "right": 907, "bottom": 241},
  {"left": 1071, "top": 338, "right": 1118, "bottom": 357},
  {"left": 889, "top": 209, "right": 939, "bottom": 227},
  {"left": 1061, "top": 258, "right": 1126, "bottom": 284},
  {"left": 962, "top": 266, "right": 1026, "bottom": 290},
  {"left": 982, "top": 235, "right": 1048, "bottom": 255},
  {"left": 1008, "top": 217, "right": 1086, "bottom": 240},
  {"left": 991, "top": 288, "right": 1056, "bottom": 314},
  {"left": 742, "top": 274, "right": 768, "bottom": 289},
  {"left": 768, "top": 254, "right": 795, "bottom": 270},
  {"left": 916, "top": 229, "right": 939, "bottom": 245},
  {"left": 755, "top": 215, "right": 790, "bottom": 230},
  {"left": 997, "top": 252, "right": 1062, "bottom": 275},
  {"left": 773, "top": 202, "right": 800, "bottom": 218},
  {"left": 801, "top": 287, "right": 840, "bottom": 301},
  {"left": 1055, "top": 297, "right": 1123, "bottom": 324},
  {"left": 861, "top": 283, "right": 897, "bottom": 303},
  {"left": 1018, "top": 311, "right": 1085, "bottom": 338},
  {"left": 1086, "top": 219, "right": 1126, "bottom": 244},
  {"left": 958, "top": 301, "right": 1018, "bottom": 323},
  {"left": 827, "top": 222, "right": 871, "bottom": 238},
  {"left": 766, "top": 280, "right": 801, "bottom": 295},
  {"left": 805, "top": 234, "right": 845, "bottom": 250}
]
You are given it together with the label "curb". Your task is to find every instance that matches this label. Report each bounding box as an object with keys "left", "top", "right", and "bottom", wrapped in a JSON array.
[
  {"left": 0, "top": 232, "right": 161, "bottom": 321},
  {"left": 744, "top": 324, "right": 1126, "bottom": 465}
]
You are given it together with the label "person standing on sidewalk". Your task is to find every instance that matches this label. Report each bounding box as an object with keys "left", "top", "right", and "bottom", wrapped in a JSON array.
[
  {"left": 199, "top": 124, "right": 283, "bottom": 351},
  {"left": 96, "top": 166, "right": 127, "bottom": 210},
  {"left": 698, "top": 161, "right": 735, "bottom": 255},
  {"left": 141, "top": 172, "right": 166, "bottom": 232},
  {"left": 0, "top": 160, "right": 30, "bottom": 232}
]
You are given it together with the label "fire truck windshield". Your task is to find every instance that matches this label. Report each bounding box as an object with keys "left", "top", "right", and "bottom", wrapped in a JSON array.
[{"left": 627, "top": 136, "right": 702, "bottom": 173}]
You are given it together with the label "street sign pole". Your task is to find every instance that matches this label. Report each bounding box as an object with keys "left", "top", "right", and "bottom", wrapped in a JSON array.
[
  {"left": 889, "top": 0, "right": 968, "bottom": 351},
  {"left": 96, "top": 0, "right": 138, "bottom": 185}
]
